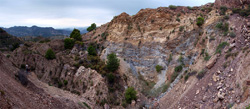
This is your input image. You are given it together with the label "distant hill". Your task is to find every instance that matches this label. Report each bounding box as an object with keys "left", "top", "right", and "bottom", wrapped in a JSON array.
[
  {"left": 0, "top": 28, "right": 22, "bottom": 51},
  {"left": 2, "top": 26, "right": 72, "bottom": 37},
  {"left": 58, "top": 27, "right": 88, "bottom": 34}
]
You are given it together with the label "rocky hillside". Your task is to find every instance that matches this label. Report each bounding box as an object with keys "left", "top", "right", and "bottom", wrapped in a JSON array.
[
  {"left": 0, "top": 52, "right": 85, "bottom": 108},
  {"left": 215, "top": 0, "right": 250, "bottom": 8},
  {"left": 2, "top": 0, "right": 250, "bottom": 108},
  {"left": 0, "top": 28, "right": 22, "bottom": 51}
]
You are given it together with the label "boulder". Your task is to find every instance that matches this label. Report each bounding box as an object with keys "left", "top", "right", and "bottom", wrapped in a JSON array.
[
  {"left": 213, "top": 74, "right": 220, "bottom": 82},
  {"left": 206, "top": 55, "right": 218, "bottom": 69},
  {"left": 202, "top": 96, "right": 207, "bottom": 102},
  {"left": 196, "top": 90, "right": 200, "bottom": 95},
  {"left": 131, "top": 100, "right": 136, "bottom": 107},
  {"left": 217, "top": 91, "right": 225, "bottom": 100}
]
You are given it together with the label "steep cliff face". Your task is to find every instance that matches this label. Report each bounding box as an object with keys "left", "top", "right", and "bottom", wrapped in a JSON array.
[
  {"left": 99, "top": 5, "right": 212, "bottom": 90},
  {"left": 83, "top": 2, "right": 250, "bottom": 108},
  {"left": 215, "top": 0, "right": 250, "bottom": 8}
]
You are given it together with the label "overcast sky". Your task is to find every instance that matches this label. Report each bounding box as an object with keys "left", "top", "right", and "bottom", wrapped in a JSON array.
[{"left": 0, "top": 0, "right": 215, "bottom": 28}]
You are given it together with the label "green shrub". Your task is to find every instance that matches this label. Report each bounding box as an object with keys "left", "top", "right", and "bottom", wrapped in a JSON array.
[
  {"left": 229, "top": 32, "right": 236, "bottom": 38},
  {"left": 220, "top": 6, "right": 228, "bottom": 15},
  {"left": 0, "top": 90, "right": 5, "bottom": 95},
  {"left": 177, "top": 13, "right": 181, "bottom": 17},
  {"left": 196, "top": 70, "right": 206, "bottom": 79},
  {"left": 232, "top": 7, "right": 250, "bottom": 17},
  {"left": 87, "top": 45, "right": 97, "bottom": 56},
  {"left": 73, "top": 63, "right": 80, "bottom": 68},
  {"left": 216, "top": 42, "right": 229, "bottom": 54},
  {"left": 20, "top": 64, "right": 26, "bottom": 69},
  {"left": 224, "top": 15, "right": 229, "bottom": 20},
  {"left": 82, "top": 102, "right": 91, "bottom": 109},
  {"left": 169, "top": 5, "right": 177, "bottom": 10},
  {"left": 207, "top": 7, "right": 212, "bottom": 12},
  {"left": 6, "top": 54, "right": 10, "bottom": 58},
  {"left": 175, "top": 65, "right": 183, "bottom": 72},
  {"left": 99, "top": 99, "right": 107, "bottom": 106},
  {"left": 39, "top": 39, "right": 50, "bottom": 43},
  {"left": 11, "top": 43, "right": 20, "bottom": 51},
  {"left": 187, "top": 6, "right": 193, "bottom": 10},
  {"left": 58, "top": 81, "right": 63, "bottom": 88},
  {"left": 45, "top": 48, "right": 56, "bottom": 60},
  {"left": 63, "top": 80, "right": 68, "bottom": 86},
  {"left": 196, "top": 17, "right": 205, "bottom": 27},
  {"left": 201, "top": 8, "right": 205, "bottom": 12},
  {"left": 201, "top": 49, "right": 205, "bottom": 55},
  {"left": 184, "top": 74, "right": 189, "bottom": 81},
  {"left": 216, "top": 22, "right": 229, "bottom": 32},
  {"left": 106, "top": 53, "right": 120, "bottom": 72},
  {"left": 101, "top": 32, "right": 108, "bottom": 40},
  {"left": 179, "top": 26, "right": 184, "bottom": 32},
  {"left": 168, "top": 54, "right": 172, "bottom": 63},
  {"left": 223, "top": 23, "right": 229, "bottom": 32},
  {"left": 232, "top": 8, "right": 241, "bottom": 13},
  {"left": 87, "top": 23, "right": 97, "bottom": 32},
  {"left": 178, "top": 55, "right": 184, "bottom": 64},
  {"left": 162, "top": 83, "right": 170, "bottom": 92},
  {"left": 122, "top": 101, "right": 127, "bottom": 108},
  {"left": 125, "top": 87, "right": 137, "bottom": 104},
  {"left": 155, "top": 65, "right": 163, "bottom": 73},
  {"left": 107, "top": 73, "right": 115, "bottom": 83},
  {"left": 176, "top": 18, "right": 180, "bottom": 22},
  {"left": 75, "top": 41, "right": 84, "bottom": 47},
  {"left": 70, "top": 29, "right": 82, "bottom": 41},
  {"left": 171, "top": 72, "right": 179, "bottom": 82},
  {"left": 204, "top": 52, "right": 211, "bottom": 61},
  {"left": 71, "top": 90, "right": 80, "bottom": 95},
  {"left": 246, "top": 104, "right": 250, "bottom": 109},
  {"left": 64, "top": 38, "right": 75, "bottom": 49},
  {"left": 239, "top": 10, "right": 250, "bottom": 17},
  {"left": 216, "top": 22, "right": 223, "bottom": 29}
]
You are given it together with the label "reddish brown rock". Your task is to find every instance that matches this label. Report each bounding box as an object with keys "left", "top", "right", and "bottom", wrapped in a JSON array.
[
  {"left": 215, "top": 0, "right": 250, "bottom": 8},
  {"left": 206, "top": 55, "right": 218, "bottom": 69}
]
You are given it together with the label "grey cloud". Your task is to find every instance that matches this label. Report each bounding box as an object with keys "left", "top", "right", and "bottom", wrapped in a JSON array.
[{"left": 0, "top": 0, "right": 215, "bottom": 28}]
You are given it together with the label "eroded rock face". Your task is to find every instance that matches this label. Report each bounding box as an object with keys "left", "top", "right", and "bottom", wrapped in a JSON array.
[
  {"left": 75, "top": 66, "right": 109, "bottom": 104},
  {"left": 0, "top": 53, "right": 81, "bottom": 109},
  {"left": 215, "top": 0, "right": 250, "bottom": 8}
]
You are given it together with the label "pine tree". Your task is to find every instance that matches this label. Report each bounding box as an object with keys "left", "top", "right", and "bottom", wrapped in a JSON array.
[
  {"left": 106, "top": 53, "right": 119, "bottom": 72},
  {"left": 45, "top": 48, "right": 56, "bottom": 60},
  {"left": 70, "top": 29, "right": 82, "bottom": 41}
]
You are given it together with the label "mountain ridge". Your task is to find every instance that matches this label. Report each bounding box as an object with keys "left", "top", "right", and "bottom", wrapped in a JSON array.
[{"left": 1, "top": 26, "right": 87, "bottom": 37}]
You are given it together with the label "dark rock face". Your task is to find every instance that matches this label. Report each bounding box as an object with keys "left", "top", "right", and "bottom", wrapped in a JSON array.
[
  {"left": 0, "top": 28, "right": 22, "bottom": 50},
  {"left": 215, "top": 0, "right": 250, "bottom": 8}
]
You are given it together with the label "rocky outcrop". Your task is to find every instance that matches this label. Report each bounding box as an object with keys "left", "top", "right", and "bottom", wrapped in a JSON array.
[
  {"left": 0, "top": 53, "right": 81, "bottom": 109},
  {"left": 215, "top": 0, "right": 250, "bottom": 8},
  {"left": 206, "top": 55, "right": 218, "bottom": 69},
  {"left": 0, "top": 28, "right": 22, "bottom": 50},
  {"left": 74, "top": 66, "right": 109, "bottom": 104}
]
